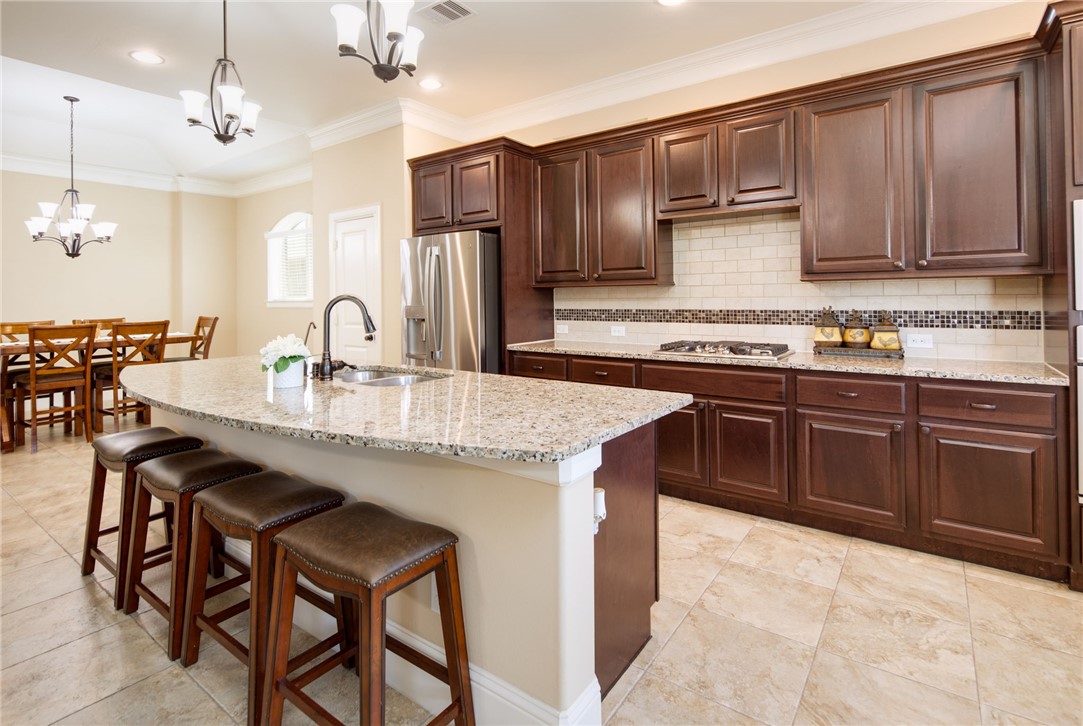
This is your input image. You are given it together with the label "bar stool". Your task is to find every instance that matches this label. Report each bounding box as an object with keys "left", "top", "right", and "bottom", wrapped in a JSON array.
[
  {"left": 181, "top": 470, "right": 346, "bottom": 726},
  {"left": 262, "top": 502, "right": 475, "bottom": 726},
  {"left": 124, "top": 448, "right": 262, "bottom": 660},
  {"left": 81, "top": 427, "right": 203, "bottom": 610}
]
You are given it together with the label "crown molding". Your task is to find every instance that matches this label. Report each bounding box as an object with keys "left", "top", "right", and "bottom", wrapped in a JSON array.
[
  {"left": 1, "top": 153, "right": 182, "bottom": 193},
  {"left": 307, "top": 99, "right": 410, "bottom": 151}
]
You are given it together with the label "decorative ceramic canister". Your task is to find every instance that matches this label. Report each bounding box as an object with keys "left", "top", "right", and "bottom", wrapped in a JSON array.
[
  {"left": 843, "top": 310, "right": 871, "bottom": 348},
  {"left": 813, "top": 306, "right": 844, "bottom": 347},
  {"left": 870, "top": 310, "right": 902, "bottom": 350}
]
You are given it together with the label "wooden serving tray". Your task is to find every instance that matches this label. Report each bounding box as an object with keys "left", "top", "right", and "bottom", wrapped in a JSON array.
[{"left": 813, "top": 345, "right": 905, "bottom": 359}]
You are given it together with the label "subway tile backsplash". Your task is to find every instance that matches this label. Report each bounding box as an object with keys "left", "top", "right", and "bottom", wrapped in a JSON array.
[{"left": 552, "top": 210, "right": 1046, "bottom": 362}]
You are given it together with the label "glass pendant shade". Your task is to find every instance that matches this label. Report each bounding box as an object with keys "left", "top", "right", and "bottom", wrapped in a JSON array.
[
  {"left": 38, "top": 202, "right": 59, "bottom": 218},
  {"left": 217, "top": 84, "right": 245, "bottom": 118},
  {"left": 26, "top": 218, "right": 50, "bottom": 236},
  {"left": 74, "top": 203, "right": 95, "bottom": 220},
  {"left": 92, "top": 222, "right": 117, "bottom": 239},
  {"left": 56, "top": 222, "right": 71, "bottom": 239},
  {"left": 239, "top": 102, "right": 262, "bottom": 132},
  {"left": 379, "top": 0, "right": 413, "bottom": 40},
  {"left": 180, "top": 90, "right": 208, "bottom": 123},
  {"left": 68, "top": 218, "right": 89, "bottom": 235},
  {"left": 331, "top": 3, "right": 367, "bottom": 51},
  {"left": 401, "top": 26, "right": 423, "bottom": 67}
]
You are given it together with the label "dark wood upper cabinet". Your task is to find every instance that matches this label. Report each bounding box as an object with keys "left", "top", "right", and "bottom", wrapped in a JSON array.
[
  {"left": 1070, "top": 24, "right": 1083, "bottom": 188},
  {"left": 655, "top": 126, "right": 719, "bottom": 214},
  {"left": 534, "top": 151, "right": 589, "bottom": 283},
  {"left": 723, "top": 109, "right": 798, "bottom": 207},
  {"left": 913, "top": 61, "right": 1041, "bottom": 271},
  {"left": 413, "top": 154, "right": 499, "bottom": 231},
  {"left": 591, "top": 137, "right": 657, "bottom": 282},
  {"left": 801, "top": 88, "right": 907, "bottom": 276}
]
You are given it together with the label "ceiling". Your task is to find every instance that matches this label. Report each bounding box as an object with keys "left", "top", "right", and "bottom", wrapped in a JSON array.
[{"left": 0, "top": 0, "right": 1048, "bottom": 192}]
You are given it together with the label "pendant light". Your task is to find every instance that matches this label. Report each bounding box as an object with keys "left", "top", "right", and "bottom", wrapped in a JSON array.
[
  {"left": 331, "top": 1, "right": 424, "bottom": 83},
  {"left": 24, "top": 96, "right": 117, "bottom": 259}
]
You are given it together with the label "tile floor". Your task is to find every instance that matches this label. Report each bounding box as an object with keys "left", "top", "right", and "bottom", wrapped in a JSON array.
[{"left": 2, "top": 422, "right": 1082, "bottom": 725}]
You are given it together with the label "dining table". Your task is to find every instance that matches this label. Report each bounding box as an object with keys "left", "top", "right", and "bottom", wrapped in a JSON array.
[{"left": 0, "top": 330, "right": 201, "bottom": 452}]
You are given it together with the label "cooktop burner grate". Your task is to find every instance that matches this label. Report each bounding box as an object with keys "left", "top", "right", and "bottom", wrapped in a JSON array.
[{"left": 658, "top": 340, "right": 793, "bottom": 359}]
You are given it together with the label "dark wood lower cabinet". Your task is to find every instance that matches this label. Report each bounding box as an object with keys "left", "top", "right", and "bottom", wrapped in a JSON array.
[
  {"left": 919, "top": 422, "right": 1059, "bottom": 557},
  {"left": 796, "top": 409, "right": 906, "bottom": 529},
  {"left": 708, "top": 399, "right": 788, "bottom": 502}
]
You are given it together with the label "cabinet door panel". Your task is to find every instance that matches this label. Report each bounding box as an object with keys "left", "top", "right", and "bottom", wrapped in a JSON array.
[
  {"left": 920, "top": 423, "right": 1058, "bottom": 557},
  {"left": 709, "top": 400, "right": 788, "bottom": 502},
  {"left": 655, "top": 126, "right": 719, "bottom": 213},
  {"left": 592, "top": 138, "right": 655, "bottom": 281},
  {"left": 414, "top": 164, "right": 453, "bottom": 230},
  {"left": 724, "top": 109, "right": 797, "bottom": 206},
  {"left": 802, "top": 89, "right": 906, "bottom": 275},
  {"left": 454, "top": 154, "right": 499, "bottom": 226},
  {"left": 1071, "top": 25, "right": 1083, "bottom": 187},
  {"left": 914, "top": 62, "right": 1040, "bottom": 270},
  {"left": 796, "top": 410, "right": 906, "bottom": 528},
  {"left": 657, "top": 401, "right": 709, "bottom": 488},
  {"left": 535, "top": 151, "right": 589, "bottom": 283}
]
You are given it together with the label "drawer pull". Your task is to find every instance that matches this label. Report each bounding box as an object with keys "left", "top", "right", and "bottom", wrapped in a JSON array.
[
  {"left": 968, "top": 402, "right": 998, "bottom": 411},
  {"left": 836, "top": 391, "right": 860, "bottom": 398},
  {"left": 921, "top": 426, "right": 930, "bottom": 434},
  {"left": 531, "top": 365, "right": 544, "bottom": 371},
  {"left": 594, "top": 371, "right": 609, "bottom": 377},
  {"left": 696, "top": 402, "right": 705, "bottom": 410},
  {"left": 892, "top": 423, "right": 902, "bottom": 432}
]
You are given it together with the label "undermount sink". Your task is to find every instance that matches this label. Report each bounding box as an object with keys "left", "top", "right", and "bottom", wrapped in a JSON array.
[{"left": 337, "top": 369, "right": 443, "bottom": 386}]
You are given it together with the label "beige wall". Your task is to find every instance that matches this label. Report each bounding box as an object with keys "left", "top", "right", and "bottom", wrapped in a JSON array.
[
  {"left": 176, "top": 192, "right": 238, "bottom": 356},
  {"left": 234, "top": 182, "right": 314, "bottom": 357}
]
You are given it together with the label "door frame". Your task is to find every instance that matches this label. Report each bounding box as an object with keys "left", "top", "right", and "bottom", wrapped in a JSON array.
[{"left": 328, "top": 205, "right": 382, "bottom": 362}]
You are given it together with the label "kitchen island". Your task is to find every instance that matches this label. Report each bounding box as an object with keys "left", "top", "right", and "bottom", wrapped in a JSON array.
[{"left": 121, "top": 356, "right": 690, "bottom": 725}]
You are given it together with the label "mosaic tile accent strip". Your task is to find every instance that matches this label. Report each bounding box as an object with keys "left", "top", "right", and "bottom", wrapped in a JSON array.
[{"left": 553, "top": 309, "right": 1046, "bottom": 330}]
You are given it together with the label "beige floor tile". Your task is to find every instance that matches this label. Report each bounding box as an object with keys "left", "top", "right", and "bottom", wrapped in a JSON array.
[
  {"left": 837, "top": 547, "right": 969, "bottom": 624},
  {"left": 3, "top": 468, "right": 90, "bottom": 506},
  {"left": 973, "top": 628, "right": 1083, "bottom": 726},
  {"left": 610, "top": 673, "right": 765, "bottom": 726},
  {"left": 847, "top": 536, "right": 965, "bottom": 574},
  {"left": 966, "top": 561, "right": 1083, "bottom": 602},
  {"left": 730, "top": 524, "right": 848, "bottom": 588},
  {"left": 699, "top": 561, "right": 833, "bottom": 646},
  {"left": 968, "top": 574, "right": 1083, "bottom": 657},
  {"left": 0, "top": 520, "right": 67, "bottom": 574},
  {"left": 649, "top": 606, "right": 814, "bottom": 724},
  {"left": 819, "top": 591, "right": 977, "bottom": 699},
  {"left": 54, "top": 663, "right": 235, "bottom": 725},
  {"left": 658, "top": 541, "right": 726, "bottom": 605},
  {"left": 658, "top": 495, "right": 681, "bottom": 519},
  {"left": 794, "top": 650, "right": 980, "bottom": 725},
  {"left": 979, "top": 703, "right": 1050, "bottom": 725},
  {"left": 1, "top": 580, "right": 127, "bottom": 667},
  {"left": 0, "top": 449, "right": 73, "bottom": 483},
  {"left": 601, "top": 664, "right": 644, "bottom": 724},
  {"left": 0, "top": 619, "right": 171, "bottom": 725},
  {"left": 752, "top": 516, "right": 851, "bottom": 547},
  {"left": 182, "top": 621, "right": 254, "bottom": 721},
  {"left": 1, "top": 552, "right": 90, "bottom": 614},
  {"left": 659, "top": 502, "right": 755, "bottom": 558},
  {"left": 632, "top": 597, "right": 692, "bottom": 669}
]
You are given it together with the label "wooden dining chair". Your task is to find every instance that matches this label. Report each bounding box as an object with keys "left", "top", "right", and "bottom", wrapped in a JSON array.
[
  {"left": 2, "top": 320, "right": 56, "bottom": 451},
  {"left": 11, "top": 324, "right": 96, "bottom": 453},
  {"left": 74, "top": 318, "right": 125, "bottom": 363},
  {"left": 94, "top": 321, "right": 169, "bottom": 433},
  {"left": 163, "top": 315, "right": 218, "bottom": 363}
]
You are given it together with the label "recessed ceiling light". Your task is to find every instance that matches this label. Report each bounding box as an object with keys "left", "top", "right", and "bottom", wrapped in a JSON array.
[
  {"left": 419, "top": 78, "right": 443, "bottom": 91},
  {"left": 129, "top": 50, "right": 164, "bottom": 65},
  {"left": 657, "top": 0, "right": 685, "bottom": 6}
]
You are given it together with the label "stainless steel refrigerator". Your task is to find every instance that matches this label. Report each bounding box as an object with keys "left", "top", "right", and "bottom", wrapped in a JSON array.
[{"left": 401, "top": 230, "right": 501, "bottom": 373}]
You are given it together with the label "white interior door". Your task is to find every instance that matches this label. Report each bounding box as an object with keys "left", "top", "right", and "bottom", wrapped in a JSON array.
[{"left": 329, "top": 206, "right": 381, "bottom": 364}]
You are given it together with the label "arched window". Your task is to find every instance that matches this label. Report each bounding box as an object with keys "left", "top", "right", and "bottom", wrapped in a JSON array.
[{"left": 266, "top": 212, "right": 313, "bottom": 306}]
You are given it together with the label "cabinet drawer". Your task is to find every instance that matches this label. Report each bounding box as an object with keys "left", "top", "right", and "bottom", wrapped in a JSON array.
[
  {"left": 918, "top": 384, "right": 1056, "bottom": 429},
  {"left": 797, "top": 376, "right": 905, "bottom": 414},
  {"left": 641, "top": 364, "right": 786, "bottom": 402},
  {"left": 510, "top": 354, "right": 567, "bottom": 380},
  {"left": 569, "top": 358, "right": 636, "bottom": 387}
]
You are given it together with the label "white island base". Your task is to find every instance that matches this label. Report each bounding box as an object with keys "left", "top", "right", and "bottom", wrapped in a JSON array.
[{"left": 156, "top": 409, "right": 604, "bottom": 725}]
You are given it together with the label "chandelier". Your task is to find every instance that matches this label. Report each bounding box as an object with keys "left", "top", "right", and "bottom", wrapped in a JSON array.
[
  {"left": 180, "top": 0, "right": 261, "bottom": 145},
  {"left": 24, "top": 96, "right": 117, "bottom": 259},
  {"left": 331, "top": 1, "right": 424, "bottom": 83}
]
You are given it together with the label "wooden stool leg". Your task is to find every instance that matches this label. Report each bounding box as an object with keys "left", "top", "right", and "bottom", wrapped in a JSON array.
[
  {"left": 124, "top": 480, "right": 154, "bottom": 615},
  {"left": 80, "top": 457, "right": 108, "bottom": 577},
  {"left": 359, "top": 588, "right": 387, "bottom": 726},
  {"left": 113, "top": 464, "right": 140, "bottom": 611},
  {"left": 166, "top": 494, "right": 195, "bottom": 661},
  {"left": 436, "top": 547, "right": 475, "bottom": 726},
  {"left": 247, "top": 530, "right": 277, "bottom": 726},
  {"left": 181, "top": 502, "right": 214, "bottom": 667},
  {"left": 209, "top": 529, "right": 226, "bottom": 578},
  {"left": 262, "top": 549, "right": 300, "bottom": 726}
]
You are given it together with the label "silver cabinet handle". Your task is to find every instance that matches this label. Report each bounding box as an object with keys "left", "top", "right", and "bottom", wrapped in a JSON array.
[
  {"left": 836, "top": 391, "right": 860, "bottom": 398},
  {"left": 893, "top": 261, "right": 903, "bottom": 269},
  {"left": 917, "top": 260, "right": 928, "bottom": 268},
  {"left": 892, "top": 423, "right": 902, "bottom": 432},
  {"left": 969, "top": 402, "right": 997, "bottom": 411},
  {"left": 594, "top": 371, "right": 609, "bottom": 377},
  {"left": 921, "top": 426, "right": 931, "bottom": 434},
  {"left": 531, "top": 365, "right": 544, "bottom": 371}
]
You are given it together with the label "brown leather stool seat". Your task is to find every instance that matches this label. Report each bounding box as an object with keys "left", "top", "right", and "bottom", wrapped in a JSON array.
[
  {"left": 263, "top": 502, "right": 475, "bottom": 726},
  {"left": 81, "top": 427, "right": 203, "bottom": 610},
  {"left": 124, "top": 448, "right": 262, "bottom": 660},
  {"left": 181, "top": 471, "right": 345, "bottom": 726}
]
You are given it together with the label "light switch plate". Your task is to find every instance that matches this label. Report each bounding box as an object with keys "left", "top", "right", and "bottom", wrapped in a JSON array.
[
  {"left": 611, "top": 325, "right": 626, "bottom": 337},
  {"left": 907, "top": 333, "right": 933, "bottom": 348},
  {"left": 555, "top": 324, "right": 569, "bottom": 334}
]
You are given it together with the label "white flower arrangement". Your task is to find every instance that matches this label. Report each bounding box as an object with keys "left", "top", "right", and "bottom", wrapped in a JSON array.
[{"left": 260, "top": 334, "right": 311, "bottom": 373}]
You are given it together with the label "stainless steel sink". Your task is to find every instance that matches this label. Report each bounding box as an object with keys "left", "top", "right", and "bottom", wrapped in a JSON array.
[{"left": 337, "top": 369, "right": 443, "bottom": 386}]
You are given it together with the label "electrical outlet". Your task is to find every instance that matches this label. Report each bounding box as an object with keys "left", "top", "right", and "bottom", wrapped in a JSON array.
[
  {"left": 555, "top": 324, "right": 569, "bottom": 334},
  {"left": 610, "top": 325, "right": 626, "bottom": 337},
  {"left": 907, "top": 333, "right": 933, "bottom": 349}
]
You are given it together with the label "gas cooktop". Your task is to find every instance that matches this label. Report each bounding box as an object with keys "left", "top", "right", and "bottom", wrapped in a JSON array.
[{"left": 658, "top": 340, "right": 793, "bottom": 361}]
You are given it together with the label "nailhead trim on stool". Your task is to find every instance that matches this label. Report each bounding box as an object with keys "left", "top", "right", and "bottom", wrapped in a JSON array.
[
  {"left": 262, "top": 502, "right": 475, "bottom": 726},
  {"left": 181, "top": 470, "right": 345, "bottom": 726},
  {"left": 123, "top": 448, "right": 262, "bottom": 660},
  {"left": 81, "top": 427, "right": 203, "bottom": 610}
]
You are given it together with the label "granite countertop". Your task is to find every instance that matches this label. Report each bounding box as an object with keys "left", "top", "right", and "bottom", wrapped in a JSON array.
[
  {"left": 121, "top": 356, "right": 691, "bottom": 463},
  {"left": 507, "top": 340, "right": 1069, "bottom": 387}
]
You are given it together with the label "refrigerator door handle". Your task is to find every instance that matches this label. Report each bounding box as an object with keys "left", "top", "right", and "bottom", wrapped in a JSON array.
[{"left": 431, "top": 247, "right": 444, "bottom": 361}]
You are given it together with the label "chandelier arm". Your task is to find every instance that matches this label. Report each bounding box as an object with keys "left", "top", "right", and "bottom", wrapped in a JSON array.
[
  {"left": 338, "top": 49, "right": 377, "bottom": 67},
  {"left": 386, "top": 38, "right": 402, "bottom": 66}
]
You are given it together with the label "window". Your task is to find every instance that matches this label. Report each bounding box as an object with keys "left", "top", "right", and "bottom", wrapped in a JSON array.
[{"left": 266, "top": 212, "right": 313, "bottom": 306}]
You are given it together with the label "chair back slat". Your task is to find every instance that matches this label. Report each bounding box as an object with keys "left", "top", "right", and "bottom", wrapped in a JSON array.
[
  {"left": 110, "top": 321, "right": 170, "bottom": 374},
  {"left": 27, "top": 324, "right": 96, "bottom": 388},
  {"left": 73, "top": 317, "right": 125, "bottom": 333},
  {"left": 1, "top": 320, "right": 56, "bottom": 371},
  {"left": 190, "top": 316, "right": 219, "bottom": 359}
]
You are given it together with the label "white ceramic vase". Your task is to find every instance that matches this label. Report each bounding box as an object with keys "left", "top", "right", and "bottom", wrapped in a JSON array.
[{"left": 272, "top": 360, "right": 305, "bottom": 389}]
